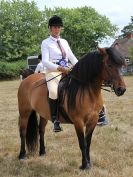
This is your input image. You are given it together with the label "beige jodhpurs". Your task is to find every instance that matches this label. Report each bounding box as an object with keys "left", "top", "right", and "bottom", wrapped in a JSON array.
[{"left": 45, "top": 71, "right": 62, "bottom": 99}]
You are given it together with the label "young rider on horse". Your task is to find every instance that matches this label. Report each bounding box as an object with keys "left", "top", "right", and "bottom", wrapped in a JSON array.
[{"left": 41, "top": 15, "right": 108, "bottom": 132}]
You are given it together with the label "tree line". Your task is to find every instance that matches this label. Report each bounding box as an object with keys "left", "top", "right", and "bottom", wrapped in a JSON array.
[
  {"left": 0, "top": 0, "right": 132, "bottom": 79},
  {"left": 0, "top": 0, "right": 117, "bottom": 62}
]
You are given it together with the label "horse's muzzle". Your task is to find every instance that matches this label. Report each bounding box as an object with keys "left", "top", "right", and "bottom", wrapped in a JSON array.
[{"left": 114, "top": 87, "right": 126, "bottom": 96}]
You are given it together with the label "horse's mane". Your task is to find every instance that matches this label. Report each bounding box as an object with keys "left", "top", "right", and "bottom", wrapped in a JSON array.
[
  {"left": 62, "top": 47, "right": 125, "bottom": 112},
  {"left": 70, "top": 51, "right": 103, "bottom": 84}
]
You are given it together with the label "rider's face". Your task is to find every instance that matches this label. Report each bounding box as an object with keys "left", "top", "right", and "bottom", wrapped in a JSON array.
[{"left": 50, "top": 26, "right": 62, "bottom": 38}]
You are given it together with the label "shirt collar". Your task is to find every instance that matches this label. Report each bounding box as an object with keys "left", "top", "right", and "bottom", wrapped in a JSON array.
[{"left": 50, "top": 35, "right": 60, "bottom": 42}]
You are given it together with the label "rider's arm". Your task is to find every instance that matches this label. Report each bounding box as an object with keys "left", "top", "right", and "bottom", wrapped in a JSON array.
[{"left": 41, "top": 40, "right": 59, "bottom": 72}]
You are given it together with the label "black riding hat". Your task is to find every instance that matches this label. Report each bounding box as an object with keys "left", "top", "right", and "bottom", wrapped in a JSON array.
[{"left": 48, "top": 15, "right": 63, "bottom": 27}]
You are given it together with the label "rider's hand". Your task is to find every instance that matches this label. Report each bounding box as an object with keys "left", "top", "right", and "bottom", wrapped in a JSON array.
[{"left": 57, "top": 66, "right": 70, "bottom": 75}]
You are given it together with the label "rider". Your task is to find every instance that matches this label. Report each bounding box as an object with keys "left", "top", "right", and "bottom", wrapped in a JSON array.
[
  {"left": 41, "top": 15, "right": 77, "bottom": 132},
  {"left": 41, "top": 15, "right": 108, "bottom": 132}
]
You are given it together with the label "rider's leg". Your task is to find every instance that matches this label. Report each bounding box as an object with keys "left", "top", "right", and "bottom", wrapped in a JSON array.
[
  {"left": 46, "top": 72, "right": 62, "bottom": 132},
  {"left": 97, "top": 105, "right": 108, "bottom": 126},
  {"left": 48, "top": 98, "right": 62, "bottom": 132}
]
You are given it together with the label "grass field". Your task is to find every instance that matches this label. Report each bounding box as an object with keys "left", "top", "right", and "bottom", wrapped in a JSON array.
[{"left": 0, "top": 76, "right": 133, "bottom": 177}]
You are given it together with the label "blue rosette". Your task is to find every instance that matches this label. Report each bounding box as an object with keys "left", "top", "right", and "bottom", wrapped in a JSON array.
[{"left": 58, "top": 59, "right": 67, "bottom": 67}]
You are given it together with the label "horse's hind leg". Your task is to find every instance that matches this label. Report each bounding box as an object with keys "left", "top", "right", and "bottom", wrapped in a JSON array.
[
  {"left": 39, "top": 116, "right": 48, "bottom": 156},
  {"left": 18, "top": 112, "right": 31, "bottom": 159}
]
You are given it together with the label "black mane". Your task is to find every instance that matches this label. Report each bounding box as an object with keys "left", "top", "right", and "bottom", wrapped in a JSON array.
[
  {"left": 62, "top": 47, "right": 125, "bottom": 111},
  {"left": 70, "top": 51, "right": 103, "bottom": 84}
]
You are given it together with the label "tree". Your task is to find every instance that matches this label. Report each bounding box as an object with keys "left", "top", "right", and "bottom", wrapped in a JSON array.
[
  {"left": 120, "top": 16, "right": 133, "bottom": 38},
  {"left": 0, "top": 0, "right": 47, "bottom": 61},
  {"left": 0, "top": 1, "right": 117, "bottom": 61}
]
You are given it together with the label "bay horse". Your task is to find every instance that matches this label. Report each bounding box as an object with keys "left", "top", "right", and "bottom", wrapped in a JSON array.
[{"left": 17, "top": 47, "right": 126, "bottom": 170}]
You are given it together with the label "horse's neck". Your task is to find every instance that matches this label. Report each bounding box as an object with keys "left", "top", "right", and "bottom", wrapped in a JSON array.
[{"left": 58, "top": 76, "right": 67, "bottom": 104}]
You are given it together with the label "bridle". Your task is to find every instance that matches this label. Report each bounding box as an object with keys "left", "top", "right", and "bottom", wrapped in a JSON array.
[
  {"left": 101, "top": 83, "right": 114, "bottom": 92},
  {"left": 101, "top": 54, "right": 116, "bottom": 93}
]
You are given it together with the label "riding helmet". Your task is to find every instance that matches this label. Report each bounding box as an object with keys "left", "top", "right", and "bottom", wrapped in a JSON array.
[{"left": 48, "top": 15, "right": 63, "bottom": 27}]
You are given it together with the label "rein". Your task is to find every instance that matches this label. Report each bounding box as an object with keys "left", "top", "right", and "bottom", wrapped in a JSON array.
[
  {"left": 34, "top": 73, "right": 63, "bottom": 88},
  {"left": 34, "top": 73, "right": 113, "bottom": 93},
  {"left": 70, "top": 74, "right": 114, "bottom": 93},
  {"left": 101, "top": 86, "right": 113, "bottom": 92},
  {"left": 35, "top": 66, "right": 72, "bottom": 88}
]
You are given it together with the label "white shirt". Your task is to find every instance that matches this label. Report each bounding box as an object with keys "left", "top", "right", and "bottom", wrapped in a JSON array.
[
  {"left": 35, "top": 62, "right": 45, "bottom": 73},
  {"left": 41, "top": 35, "right": 78, "bottom": 72}
]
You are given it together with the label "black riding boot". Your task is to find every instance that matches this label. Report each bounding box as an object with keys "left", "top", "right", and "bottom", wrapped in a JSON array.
[
  {"left": 49, "top": 98, "right": 62, "bottom": 132},
  {"left": 97, "top": 106, "right": 108, "bottom": 126}
]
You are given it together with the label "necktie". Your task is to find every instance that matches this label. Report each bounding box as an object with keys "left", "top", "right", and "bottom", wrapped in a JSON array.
[{"left": 57, "top": 40, "right": 66, "bottom": 59}]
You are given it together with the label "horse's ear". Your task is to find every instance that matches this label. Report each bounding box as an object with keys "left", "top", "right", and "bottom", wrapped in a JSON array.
[{"left": 98, "top": 47, "right": 107, "bottom": 55}]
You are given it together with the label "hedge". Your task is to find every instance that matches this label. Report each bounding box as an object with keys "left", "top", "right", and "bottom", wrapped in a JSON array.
[{"left": 0, "top": 60, "right": 27, "bottom": 80}]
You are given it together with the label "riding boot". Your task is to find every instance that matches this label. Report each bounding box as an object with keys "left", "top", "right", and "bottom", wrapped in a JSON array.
[
  {"left": 97, "top": 106, "right": 108, "bottom": 126},
  {"left": 48, "top": 98, "right": 62, "bottom": 132}
]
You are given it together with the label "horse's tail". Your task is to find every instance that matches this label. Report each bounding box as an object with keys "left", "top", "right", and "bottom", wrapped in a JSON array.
[{"left": 26, "top": 110, "right": 38, "bottom": 153}]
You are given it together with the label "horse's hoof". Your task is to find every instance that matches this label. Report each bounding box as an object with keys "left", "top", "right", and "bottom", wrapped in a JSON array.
[
  {"left": 39, "top": 151, "right": 46, "bottom": 156},
  {"left": 79, "top": 163, "right": 92, "bottom": 170},
  {"left": 18, "top": 154, "right": 27, "bottom": 160}
]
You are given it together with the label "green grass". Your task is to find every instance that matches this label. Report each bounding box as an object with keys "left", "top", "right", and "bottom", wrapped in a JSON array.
[{"left": 0, "top": 76, "right": 133, "bottom": 177}]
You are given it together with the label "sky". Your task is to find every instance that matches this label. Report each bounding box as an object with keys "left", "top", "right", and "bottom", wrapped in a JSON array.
[{"left": 29, "top": 0, "right": 133, "bottom": 46}]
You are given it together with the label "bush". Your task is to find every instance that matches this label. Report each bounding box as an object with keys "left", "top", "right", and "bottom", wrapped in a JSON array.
[{"left": 0, "top": 60, "right": 26, "bottom": 80}]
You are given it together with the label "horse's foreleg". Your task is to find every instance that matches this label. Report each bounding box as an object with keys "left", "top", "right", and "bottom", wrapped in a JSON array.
[
  {"left": 39, "top": 116, "right": 48, "bottom": 156},
  {"left": 18, "top": 117, "right": 29, "bottom": 159},
  {"left": 74, "top": 123, "right": 91, "bottom": 170},
  {"left": 85, "top": 121, "right": 97, "bottom": 166}
]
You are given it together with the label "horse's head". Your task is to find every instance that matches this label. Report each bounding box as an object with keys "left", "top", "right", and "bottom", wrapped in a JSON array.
[{"left": 99, "top": 47, "right": 126, "bottom": 96}]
